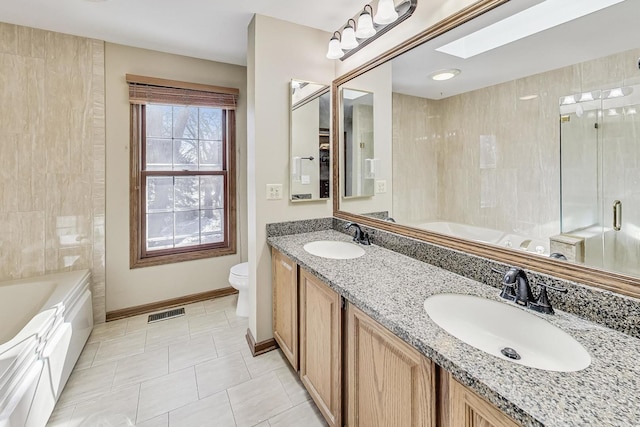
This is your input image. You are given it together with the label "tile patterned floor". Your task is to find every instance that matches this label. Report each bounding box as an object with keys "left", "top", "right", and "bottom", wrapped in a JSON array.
[{"left": 47, "top": 295, "right": 327, "bottom": 427}]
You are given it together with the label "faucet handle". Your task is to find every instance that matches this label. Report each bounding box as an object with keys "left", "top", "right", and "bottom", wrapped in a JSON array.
[
  {"left": 529, "top": 283, "right": 568, "bottom": 315},
  {"left": 491, "top": 267, "right": 517, "bottom": 302}
]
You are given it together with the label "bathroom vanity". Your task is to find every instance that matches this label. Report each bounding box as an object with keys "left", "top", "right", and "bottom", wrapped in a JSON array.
[{"left": 268, "top": 229, "right": 640, "bottom": 426}]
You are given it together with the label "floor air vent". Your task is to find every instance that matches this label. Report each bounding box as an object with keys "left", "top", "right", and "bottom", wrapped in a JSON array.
[{"left": 148, "top": 308, "right": 185, "bottom": 323}]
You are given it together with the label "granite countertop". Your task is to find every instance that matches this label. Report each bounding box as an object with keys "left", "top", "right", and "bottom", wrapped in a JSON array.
[{"left": 267, "top": 230, "right": 640, "bottom": 427}]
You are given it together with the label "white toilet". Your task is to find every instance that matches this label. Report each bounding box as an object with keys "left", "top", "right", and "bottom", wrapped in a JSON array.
[{"left": 229, "top": 262, "right": 249, "bottom": 317}]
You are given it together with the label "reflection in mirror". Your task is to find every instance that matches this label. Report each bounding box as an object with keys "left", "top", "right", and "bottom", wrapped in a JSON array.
[
  {"left": 290, "top": 79, "right": 330, "bottom": 201},
  {"left": 342, "top": 88, "right": 374, "bottom": 198},
  {"left": 335, "top": 0, "right": 640, "bottom": 280}
]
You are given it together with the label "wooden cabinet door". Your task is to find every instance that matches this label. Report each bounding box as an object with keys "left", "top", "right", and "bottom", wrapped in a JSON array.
[
  {"left": 347, "top": 304, "right": 436, "bottom": 427},
  {"left": 449, "top": 376, "right": 520, "bottom": 427},
  {"left": 272, "top": 249, "right": 298, "bottom": 370},
  {"left": 299, "top": 268, "right": 342, "bottom": 427}
]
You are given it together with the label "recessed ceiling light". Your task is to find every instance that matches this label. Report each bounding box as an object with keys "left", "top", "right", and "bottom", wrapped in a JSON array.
[
  {"left": 436, "top": 0, "right": 624, "bottom": 59},
  {"left": 429, "top": 69, "right": 460, "bottom": 81}
]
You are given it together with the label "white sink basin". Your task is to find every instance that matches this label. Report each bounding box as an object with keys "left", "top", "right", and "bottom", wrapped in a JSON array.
[
  {"left": 303, "top": 240, "right": 365, "bottom": 260},
  {"left": 424, "top": 294, "right": 591, "bottom": 372}
]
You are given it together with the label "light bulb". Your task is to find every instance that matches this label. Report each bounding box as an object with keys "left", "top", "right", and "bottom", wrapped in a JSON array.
[
  {"left": 340, "top": 20, "right": 358, "bottom": 50},
  {"left": 374, "top": 0, "right": 398, "bottom": 25},
  {"left": 326, "top": 33, "right": 344, "bottom": 59},
  {"left": 355, "top": 8, "right": 376, "bottom": 39}
]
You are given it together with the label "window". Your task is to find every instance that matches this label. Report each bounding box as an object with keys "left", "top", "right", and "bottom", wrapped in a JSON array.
[{"left": 128, "top": 75, "right": 238, "bottom": 268}]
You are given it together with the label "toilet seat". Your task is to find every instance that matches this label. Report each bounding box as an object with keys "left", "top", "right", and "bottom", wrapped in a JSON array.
[{"left": 230, "top": 262, "right": 248, "bottom": 279}]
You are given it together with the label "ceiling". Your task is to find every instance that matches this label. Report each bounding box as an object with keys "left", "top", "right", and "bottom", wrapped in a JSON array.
[
  {"left": 0, "top": 0, "right": 364, "bottom": 65},
  {"left": 392, "top": 0, "right": 640, "bottom": 99}
]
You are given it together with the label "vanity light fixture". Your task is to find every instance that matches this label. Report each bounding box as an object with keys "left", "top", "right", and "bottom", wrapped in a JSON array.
[
  {"left": 340, "top": 19, "right": 359, "bottom": 50},
  {"left": 429, "top": 69, "right": 460, "bottom": 81},
  {"left": 326, "top": 32, "right": 344, "bottom": 59},
  {"left": 355, "top": 5, "right": 376, "bottom": 39},
  {"left": 374, "top": 0, "right": 399, "bottom": 24},
  {"left": 326, "top": 0, "right": 416, "bottom": 61}
]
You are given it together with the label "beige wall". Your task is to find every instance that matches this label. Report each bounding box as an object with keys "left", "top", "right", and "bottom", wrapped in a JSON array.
[
  {"left": 0, "top": 23, "right": 106, "bottom": 322},
  {"left": 104, "top": 43, "right": 248, "bottom": 312},
  {"left": 247, "top": 15, "right": 334, "bottom": 342}
]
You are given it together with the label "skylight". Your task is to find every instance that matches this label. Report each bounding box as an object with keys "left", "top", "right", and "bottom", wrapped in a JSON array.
[{"left": 436, "top": 0, "right": 625, "bottom": 59}]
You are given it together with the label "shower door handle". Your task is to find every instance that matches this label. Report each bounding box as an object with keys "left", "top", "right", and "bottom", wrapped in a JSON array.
[{"left": 613, "top": 200, "right": 622, "bottom": 231}]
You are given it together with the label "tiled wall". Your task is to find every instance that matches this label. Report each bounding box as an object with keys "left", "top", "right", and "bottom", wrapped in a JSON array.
[
  {"left": 0, "top": 23, "right": 106, "bottom": 323},
  {"left": 392, "top": 47, "right": 640, "bottom": 244}
]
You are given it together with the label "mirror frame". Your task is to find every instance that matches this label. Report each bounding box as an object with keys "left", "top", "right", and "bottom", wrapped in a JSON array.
[{"left": 331, "top": 0, "right": 640, "bottom": 299}]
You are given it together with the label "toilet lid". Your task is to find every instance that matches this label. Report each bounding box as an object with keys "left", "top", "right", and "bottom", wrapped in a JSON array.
[{"left": 230, "top": 262, "right": 248, "bottom": 277}]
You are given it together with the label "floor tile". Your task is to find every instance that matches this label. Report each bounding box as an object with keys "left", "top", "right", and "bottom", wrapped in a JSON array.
[
  {"left": 183, "top": 301, "right": 206, "bottom": 317},
  {"left": 125, "top": 313, "right": 153, "bottom": 334},
  {"left": 46, "top": 404, "right": 75, "bottom": 426},
  {"left": 169, "top": 390, "right": 235, "bottom": 427},
  {"left": 87, "top": 319, "right": 127, "bottom": 344},
  {"left": 273, "top": 365, "right": 311, "bottom": 406},
  {"left": 203, "top": 295, "right": 237, "bottom": 314},
  {"left": 145, "top": 318, "right": 190, "bottom": 350},
  {"left": 72, "top": 383, "right": 140, "bottom": 426},
  {"left": 137, "top": 367, "right": 198, "bottom": 423},
  {"left": 135, "top": 413, "right": 168, "bottom": 427},
  {"left": 242, "top": 348, "right": 288, "bottom": 378},
  {"left": 55, "top": 362, "right": 117, "bottom": 408},
  {"left": 188, "top": 310, "right": 230, "bottom": 336},
  {"left": 267, "top": 400, "right": 327, "bottom": 427},
  {"left": 73, "top": 342, "right": 99, "bottom": 371},
  {"left": 169, "top": 332, "right": 217, "bottom": 373},
  {"left": 212, "top": 324, "right": 250, "bottom": 356},
  {"left": 93, "top": 331, "right": 147, "bottom": 366},
  {"left": 195, "top": 352, "right": 250, "bottom": 398},
  {"left": 112, "top": 347, "right": 168, "bottom": 387},
  {"left": 227, "top": 371, "right": 293, "bottom": 427}
]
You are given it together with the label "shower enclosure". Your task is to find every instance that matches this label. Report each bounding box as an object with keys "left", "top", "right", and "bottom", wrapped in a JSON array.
[{"left": 560, "top": 83, "right": 640, "bottom": 278}]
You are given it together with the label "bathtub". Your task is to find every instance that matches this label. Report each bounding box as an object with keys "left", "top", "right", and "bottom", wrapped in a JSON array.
[
  {"left": 414, "top": 221, "right": 550, "bottom": 255},
  {"left": 0, "top": 270, "right": 92, "bottom": 427}
]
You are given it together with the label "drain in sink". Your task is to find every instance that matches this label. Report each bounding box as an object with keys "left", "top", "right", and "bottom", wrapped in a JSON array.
[{"left": 501, "top": 347, "right": 521, "bottom": 360}]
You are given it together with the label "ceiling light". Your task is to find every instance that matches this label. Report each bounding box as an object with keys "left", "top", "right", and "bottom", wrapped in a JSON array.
[
  {"left": 436, "top": 0, "right": 624, "bottom": 59},
  {"left": 429, "top": 69, "right": 460, "bottom": 81},
  {"left": 519, "top": 94, "right": 538, "bottom": 101},
  {"left": 340, "top": 19, "right": 359, "bottom": 50},
  {"left": 355, "top": 5, "right": 376, "bottom": 39},
  {"left": 374, "top": 0, "right": 398, "bottom": 25},
  {"left": 326, "top": 32, "right": 344, "bottom": 59}
]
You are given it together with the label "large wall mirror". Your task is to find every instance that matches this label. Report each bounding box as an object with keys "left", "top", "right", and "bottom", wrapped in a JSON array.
[
  {"left": 290, "top": 79, "right": 331, "bottom": 201},
  {"left": 333, "top": 0, "right": 640, "bottom": 296}
]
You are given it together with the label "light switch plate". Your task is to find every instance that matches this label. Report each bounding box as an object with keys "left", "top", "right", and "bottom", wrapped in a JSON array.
[
  {"left": 266, "top": 184, "right": 283, "bottom": 200},
  {"left": 375, "top": 180, "right": 387, "bottom": 194}
]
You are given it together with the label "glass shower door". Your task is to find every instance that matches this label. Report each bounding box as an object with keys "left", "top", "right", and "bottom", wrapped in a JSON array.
[{"left": 600, "top": 85, "right": 640, "bottom": 277}]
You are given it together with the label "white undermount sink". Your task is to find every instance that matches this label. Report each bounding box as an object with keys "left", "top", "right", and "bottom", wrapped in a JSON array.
[
  {"left": 424, "top": 294, "right": 591, "bottom": 372},
  {"left": 303, "top": 240, "right": 365, "bottom": 260}
]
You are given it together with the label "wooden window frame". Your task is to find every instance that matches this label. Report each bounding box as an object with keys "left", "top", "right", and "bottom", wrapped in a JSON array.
[{"left": 129, "top": 77, "right": 237, "bottom": 269}]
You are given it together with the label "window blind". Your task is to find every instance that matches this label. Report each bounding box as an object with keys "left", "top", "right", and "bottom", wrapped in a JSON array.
[{"left": 127, "top": 74, "right": 238, "bottom": 109}]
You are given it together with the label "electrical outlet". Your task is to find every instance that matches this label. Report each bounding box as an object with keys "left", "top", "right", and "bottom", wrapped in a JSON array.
[
  {"left": 266, "top": 184, "right": 283, "bottom": 200},
  {"left": 375, "top": 180, "right": 387, "bottom": 194}
]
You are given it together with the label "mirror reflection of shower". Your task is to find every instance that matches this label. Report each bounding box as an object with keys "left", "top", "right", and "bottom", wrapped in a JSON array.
[
  {"left": 559, "top": 83, "right": 640, "bottom": 277},
  {"left": 290, "top": 79, "right": 331, "bottom": 201}
]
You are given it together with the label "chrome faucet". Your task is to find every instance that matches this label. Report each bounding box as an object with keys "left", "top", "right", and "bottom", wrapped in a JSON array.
[
  {"left": 344, "top": 222, "right": 371, "bottom": 245},
  {"left": 491, "top": 266, "right": 568, "bottom": 314}
]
